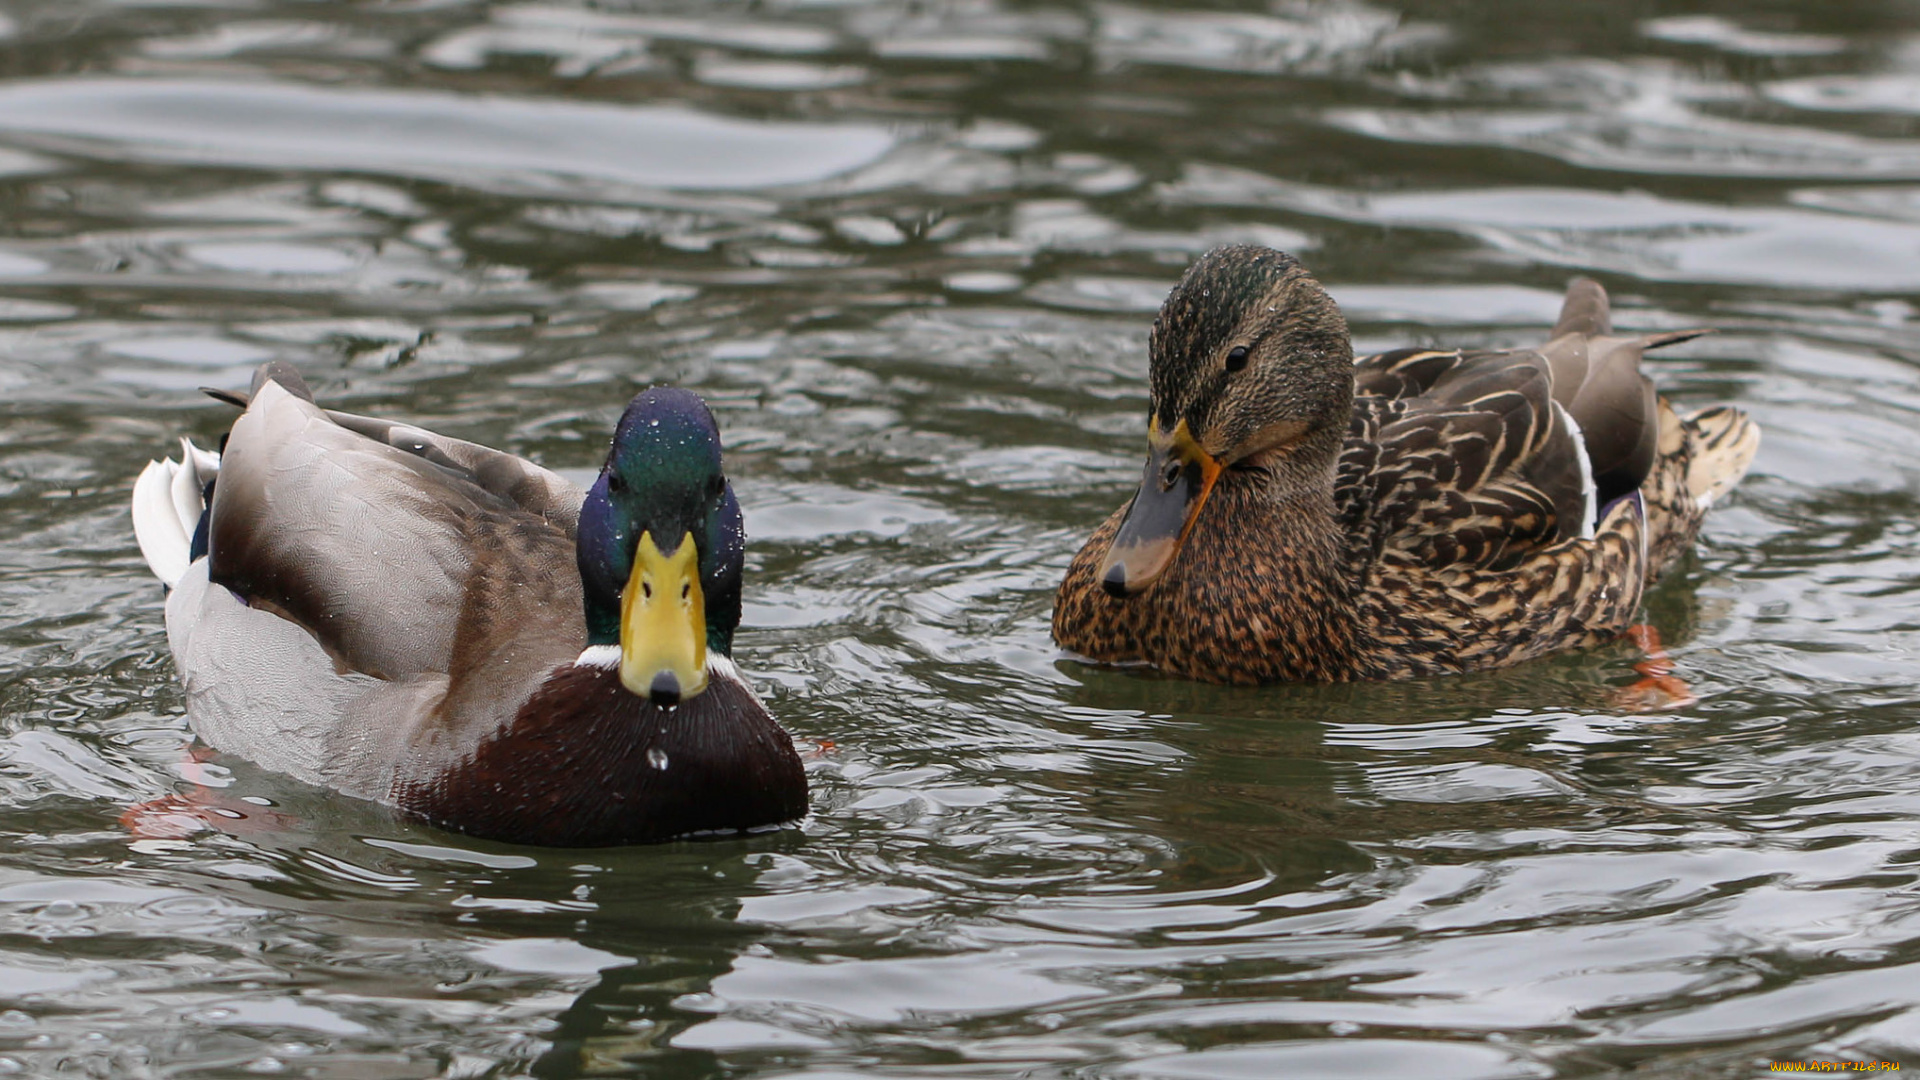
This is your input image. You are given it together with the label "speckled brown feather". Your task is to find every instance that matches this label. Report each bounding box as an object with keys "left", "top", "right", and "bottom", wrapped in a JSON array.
[
  {"left": 1054, "top": 247, "right": 1759, "bottom": 684},
  {"left": 1344, "top": 347, "right": 1591, "bottom": 571},
  {"left": 1056, "top": 462, "right": 1651, "bottom": 683},
  {"left": 1057, "top": 482, "right": 1363, "bottom": 683},
  {"left": 1642, "top": 400, "right": 1759, "bottom": 580}
]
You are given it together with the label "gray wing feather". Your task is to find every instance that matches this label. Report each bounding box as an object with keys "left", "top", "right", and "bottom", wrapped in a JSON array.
[
  {"left": 324, "top": 409, "right": 583, "bottom": 537},
  {"left": 1539, "top": 278, "right": 1707, "bottom": 505},
  {"left": 167, "top": 560, "right": 453, "bottom": 800},
  {"left": 160, "top": 370, "right": 597, "bottom": 800},
  {"left": 206, "top": 381, "right": 584, "bottom": 680}
]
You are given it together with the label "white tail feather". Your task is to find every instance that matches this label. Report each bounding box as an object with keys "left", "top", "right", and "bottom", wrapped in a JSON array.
[
  {"left": 169, "top": 445, "right": 202, "bottom": 540},
  {"left": 184, "top": 440, "right": 221, "bottom": 480},
  {"left": 132, "top": 459, "right": 189, "bottom": 587},
  {"left": 131, "top": 441, "right": 220, "bottom": 588}
]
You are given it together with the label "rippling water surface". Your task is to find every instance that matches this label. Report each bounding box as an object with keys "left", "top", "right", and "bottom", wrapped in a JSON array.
[{"left": 1, "top": 1, "right": 1918, "bottom": 1076}]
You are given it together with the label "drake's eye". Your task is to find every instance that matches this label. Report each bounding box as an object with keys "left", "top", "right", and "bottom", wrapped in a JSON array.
[
  {"left": 1225, "top": 345, "right": 1251, "bottom": 373},
  {"left": 606, "top": 474, "right": 626, "bottom": 495}
]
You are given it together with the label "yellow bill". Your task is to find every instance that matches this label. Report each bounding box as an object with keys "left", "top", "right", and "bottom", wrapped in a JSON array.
[{"left": 620, "top": 530, "right": 708, "bottom": 705}]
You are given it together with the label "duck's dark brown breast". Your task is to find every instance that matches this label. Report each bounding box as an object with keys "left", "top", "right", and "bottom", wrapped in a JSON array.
[
  {"left": 1053, "top": 474, "right": 1369, "bottom": 683},
  {"left": 398, "top": 664, "right": 807, "bottom": 847}
]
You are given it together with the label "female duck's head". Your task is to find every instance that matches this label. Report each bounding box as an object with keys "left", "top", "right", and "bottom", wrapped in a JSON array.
[
  {"left": 576, "top": 388, "right": 745, "bottom": 706},
  {"left": 1099, "top": 246, "right": 1356, "bottom": 597}
]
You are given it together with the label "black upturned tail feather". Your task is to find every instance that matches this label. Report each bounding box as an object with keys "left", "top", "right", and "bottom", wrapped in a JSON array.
[
  {"left": 188, "top": 479, "right": 214, "bottom": 563},
  {"left": 1643, "top": 328, "right": 1712, "bottom": 351},
  {"left": 203, "top": 360, "right": 314, "bottom": 409}
]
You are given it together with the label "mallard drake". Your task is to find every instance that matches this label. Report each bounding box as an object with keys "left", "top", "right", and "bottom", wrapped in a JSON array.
[
  {"left": 1054, "top": 246, "right": 1760, "bottom": 684},
  {"left": 130, "top": 362, "right": 805, "bottom": 846}
]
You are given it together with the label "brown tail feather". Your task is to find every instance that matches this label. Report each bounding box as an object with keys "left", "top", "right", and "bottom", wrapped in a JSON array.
[
  {"left": 1551, "top": 274, "right": 1711, "bottom": 353},
  {"left": 1642, "top": 400, "right": 1759, "bottom": 582},
  {"left": 1553, "top": 278, "right": 1613, "bottom": 338}
]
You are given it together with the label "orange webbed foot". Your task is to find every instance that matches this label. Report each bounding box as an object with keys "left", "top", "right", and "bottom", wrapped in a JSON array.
[
  {"left": 121, "top": 751, "right": 299, "bottom": 840},
  {"left": 1611, "top": 623, "right": 1698, "bottom": 712}
]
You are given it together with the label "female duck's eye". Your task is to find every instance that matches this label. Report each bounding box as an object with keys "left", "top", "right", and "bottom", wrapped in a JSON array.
[{"left": 1225, "top": 345, "right": 1251, "bottom": 373}]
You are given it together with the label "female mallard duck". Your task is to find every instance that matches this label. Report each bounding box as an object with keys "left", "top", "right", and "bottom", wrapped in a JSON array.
[
  {"left": 1054, "top": 246, "right": 1760, "bottom": 683},
  {"left": 130, "top": 362, "right": 805, "bottom": 845}
]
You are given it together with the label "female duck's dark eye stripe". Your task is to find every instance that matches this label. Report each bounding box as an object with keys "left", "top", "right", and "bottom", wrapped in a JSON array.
[{"left": 1226, "top": 345, "right": 1251, "bottom": 373}]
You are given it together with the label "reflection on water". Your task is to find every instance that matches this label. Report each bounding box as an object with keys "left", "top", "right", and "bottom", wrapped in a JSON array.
[{"left": 0, "top": 0, "right": 1918, "bottom": 1076}]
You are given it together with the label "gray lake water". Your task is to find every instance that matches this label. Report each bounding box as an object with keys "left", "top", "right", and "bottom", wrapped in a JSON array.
[{"left": 0, "top": 1, "right": 1917, "bottom": 1076}]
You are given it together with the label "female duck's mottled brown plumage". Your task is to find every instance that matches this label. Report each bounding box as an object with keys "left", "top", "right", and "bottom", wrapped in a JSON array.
[{"left": 1054, "top": 246, "right": 1760, "bottom": 684}]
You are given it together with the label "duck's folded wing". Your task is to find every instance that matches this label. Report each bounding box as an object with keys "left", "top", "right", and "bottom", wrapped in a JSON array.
[
  {"left": 166, "top": 557, "right": 445, "bottom": 797},
  {"left": 1534, "top": 282, "right": 1707, "bottom": 508},
  {"left": 323, "top": 409, "right": 583, "bottom": 537},
  {"left": 1356, "top": 283, "right": 1708, "bottom": 522},
  {"left": 207, "top": 379, "right": 583, "bottom": 681},
  {"left": 1343, "top": 348, "right": 1592, "bottom": 571}
]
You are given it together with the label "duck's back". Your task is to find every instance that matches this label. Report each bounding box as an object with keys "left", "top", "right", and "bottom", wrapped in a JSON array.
[
  {"left": 1339, "top": 345, "right": 1598, "bottom": 577},
  {"left": 169, "top": 369, "right": 590, "bottom": 798},
  {"left": 1328, "top": 283, "right": 1756, "bottom": 677},
  {"left": 1339, "top": 277, "right": 1749, "bottom": 588}
]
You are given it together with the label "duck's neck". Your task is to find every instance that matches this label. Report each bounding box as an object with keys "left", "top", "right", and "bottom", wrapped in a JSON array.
[
  {"left": 1237, "top": 422, "right": 1353, "bottom": 578},
  {"left": 1188, "top": 460, "right": 1365, "bottom": 681},
  {"left": 1217, "top": 451, "right": 1360, "bottom": 620},
  {"left": 1054, "top": 435, "right": 1367, "bottom": 683}
]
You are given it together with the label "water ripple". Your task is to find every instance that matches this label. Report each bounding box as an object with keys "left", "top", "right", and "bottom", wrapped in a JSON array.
[{"left": 0, "top": 1, "right": 1914, "bottom": 1077}]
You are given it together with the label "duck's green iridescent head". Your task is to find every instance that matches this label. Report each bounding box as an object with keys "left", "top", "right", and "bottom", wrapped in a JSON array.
[{"left": 577, "top": 388, "right": 744, "bottom": 706}]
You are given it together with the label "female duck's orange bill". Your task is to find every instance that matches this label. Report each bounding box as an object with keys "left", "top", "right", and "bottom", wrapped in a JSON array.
[{"left": 1096, "top": 418, "right": 1222, "bottom": 597}]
